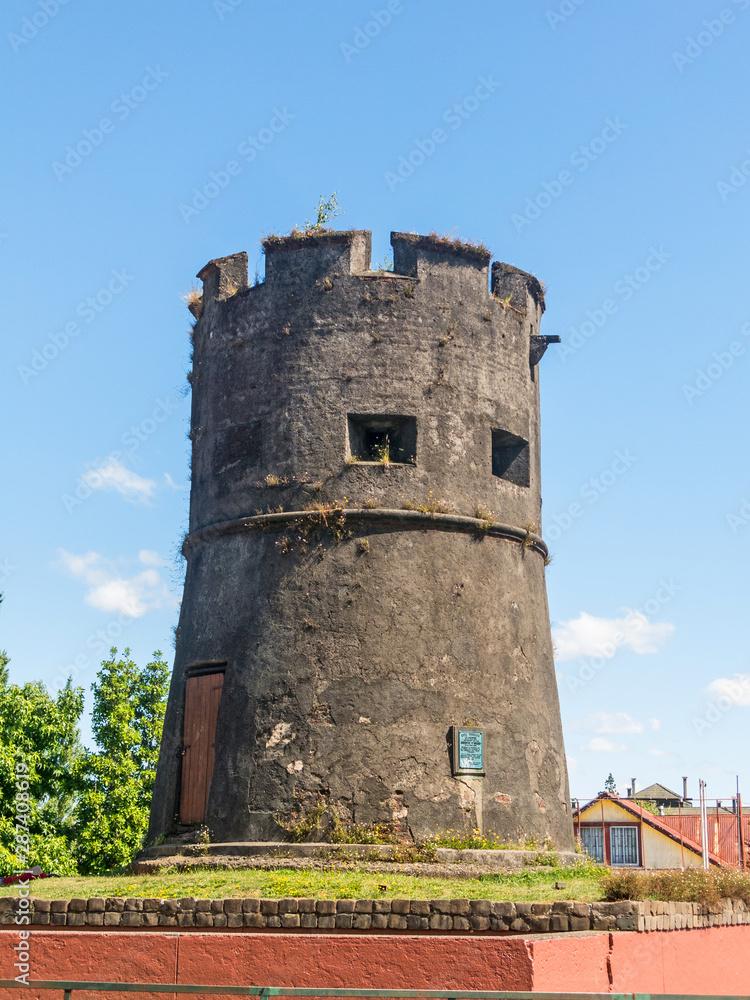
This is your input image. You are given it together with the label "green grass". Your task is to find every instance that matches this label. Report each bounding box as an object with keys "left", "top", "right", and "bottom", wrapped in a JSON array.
[
  {"left": 7, "top": 864, "right": 748, "bottom": 906},
  {"left": 0, "top": 864, "right": 603, "bottom": 903}
]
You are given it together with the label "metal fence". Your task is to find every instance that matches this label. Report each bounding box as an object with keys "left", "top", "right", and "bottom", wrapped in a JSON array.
[{"left": 1, "top": 982, "right": 750, "bottom": 1000}]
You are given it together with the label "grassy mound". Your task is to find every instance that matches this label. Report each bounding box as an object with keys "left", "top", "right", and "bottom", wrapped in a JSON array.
[{"left": 0, "top": 862, "right": 602, "bottom": 903}]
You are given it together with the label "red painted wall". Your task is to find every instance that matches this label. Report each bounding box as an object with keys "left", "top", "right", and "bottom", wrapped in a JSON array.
[
  {"left": 608, "top": 925, "right": 750, "bottom": 995},
  {"left": 0, "top": 932, "right": 534, "bottom": 1000},
  {"left": 2, "top": 926, "right": 750, "bottom": 998},
  {"left": 530, "top": 933, "right": 611, "bottom": 992}
]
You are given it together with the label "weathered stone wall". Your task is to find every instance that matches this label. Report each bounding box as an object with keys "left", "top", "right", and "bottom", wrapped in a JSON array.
[
  {"left": 150, "top": 230, "right": 572, "bottom": 847},
  {"left": 3, "top": 894, "right": 750, "bottom": 933},
  {"left": 134, "top": 842, "right": 582, "bottom": 868}
]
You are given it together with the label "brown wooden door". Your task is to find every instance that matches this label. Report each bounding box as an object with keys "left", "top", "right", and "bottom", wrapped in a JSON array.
[{"left": 179, "top": 671, "right": 224, "bottom": 824}]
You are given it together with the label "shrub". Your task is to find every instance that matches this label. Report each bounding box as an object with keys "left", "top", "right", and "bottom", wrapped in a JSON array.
[{"left": 601, "top": 867, "right": 750, "bottom": 904}]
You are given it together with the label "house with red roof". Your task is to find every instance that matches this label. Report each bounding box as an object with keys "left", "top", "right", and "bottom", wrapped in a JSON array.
[{"left": 573, "top": 792, "right": 725, "bottom": 868}]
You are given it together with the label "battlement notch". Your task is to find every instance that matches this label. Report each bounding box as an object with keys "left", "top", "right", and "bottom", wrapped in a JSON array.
[
  {"left": 491, "top": 261, "right": 546, "bottom": 317},
  {"left": 197, "top": 252, "right": 248, "bottom": 302}
]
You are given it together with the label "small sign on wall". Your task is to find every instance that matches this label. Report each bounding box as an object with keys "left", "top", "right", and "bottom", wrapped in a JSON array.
[{"left": 450, "top": 726, "right": 485, "bottom": 777}]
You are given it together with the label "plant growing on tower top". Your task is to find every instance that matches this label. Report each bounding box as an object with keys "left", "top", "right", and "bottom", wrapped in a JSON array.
[{"left": 302, "top": 191, "right": 343, "bottom": 233}]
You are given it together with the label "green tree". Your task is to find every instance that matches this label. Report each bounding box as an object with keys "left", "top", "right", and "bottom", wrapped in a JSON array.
[
  {"left": 0, "top": 594, "right": 9, "bottom": 687},
  {"left": 74, "top": 648, "right": 169, "bottom": 873},
  {"left": 0, "top": 662, "right": 84, "bottom": 875},
  {"left": 603, "top": 773, "right": 617, "bottom": 795},
  {"left": 638, "top": 799, "right": 660, "bottom": 816}
]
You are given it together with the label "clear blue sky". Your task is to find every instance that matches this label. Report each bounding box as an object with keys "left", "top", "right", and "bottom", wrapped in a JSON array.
[{"left": 2, "top": 0, "right": 749, "bottom": 803}]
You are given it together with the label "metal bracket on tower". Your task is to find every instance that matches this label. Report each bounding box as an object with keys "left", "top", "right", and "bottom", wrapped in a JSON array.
[{"left": 529, "top": 335, "right": 561, "bottom": 366}]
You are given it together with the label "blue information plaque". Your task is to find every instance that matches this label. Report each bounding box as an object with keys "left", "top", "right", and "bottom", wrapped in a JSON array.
[{"left": 451, "top": 726, "right": 485, "bottom": 775}]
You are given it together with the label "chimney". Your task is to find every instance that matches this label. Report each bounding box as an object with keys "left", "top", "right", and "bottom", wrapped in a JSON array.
[
  {"left": 683, "top": 776, "right": 688, "bottom": 802},
  {"left": 631, "top": 778, "right": 636, "bottom": 798}
]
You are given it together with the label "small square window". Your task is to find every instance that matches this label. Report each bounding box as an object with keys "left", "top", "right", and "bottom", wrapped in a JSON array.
[
  {"left": 347, "top": 414, "right": 416, "bottom": 465},
  {"left": 492, "top": 428, "right": 530, "bottom": 487}
]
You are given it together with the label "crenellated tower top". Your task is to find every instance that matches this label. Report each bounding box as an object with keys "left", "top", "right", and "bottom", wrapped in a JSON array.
[{"left": 194, "top": 229, "right": 547, "bottom": 319}]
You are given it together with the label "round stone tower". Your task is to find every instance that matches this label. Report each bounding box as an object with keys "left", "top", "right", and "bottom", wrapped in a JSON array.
[{"left": 149, "top": 229, "right": 573, "bottom": 848}]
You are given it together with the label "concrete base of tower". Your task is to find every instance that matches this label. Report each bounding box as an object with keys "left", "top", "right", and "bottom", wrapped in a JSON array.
[{"left": 133, "top": 841, "right": 583, "bottom": 870}]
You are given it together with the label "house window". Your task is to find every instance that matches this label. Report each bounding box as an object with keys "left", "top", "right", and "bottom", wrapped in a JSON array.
[
  {"left": 610, "top": 826, "right": 640, "bottom": 866},
  {"left": 580, "top": 826, "right": 605, "bottom": 863},
  {"left": 492, "top": 429, "right": 530, "bottom": 487},
  {"left": 347, "top": 414, "right": 416, "bottom": 465}
]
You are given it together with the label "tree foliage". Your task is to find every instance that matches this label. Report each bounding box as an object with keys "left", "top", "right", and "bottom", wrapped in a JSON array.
[
  {"left": 0, "top": 594, "right": 9, "bottom": 687},
  {"left": 1, "top": 590, "right": 170, "bottom": 876},
  {"left": 0, "top": 669, "right": 84, "bottom": 875},
  {"left": 74, "top": 648, "right": 169, "bottom": 873}
]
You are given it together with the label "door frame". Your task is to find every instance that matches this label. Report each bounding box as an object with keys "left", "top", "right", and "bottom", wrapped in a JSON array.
[{"left": 175, "top": 662, "right": 226, "bottom": 826}]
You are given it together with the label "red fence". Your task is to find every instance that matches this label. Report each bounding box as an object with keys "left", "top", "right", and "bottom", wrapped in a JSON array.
[{"left": 658, "top": 807, "right": 750, "bottom": 867}]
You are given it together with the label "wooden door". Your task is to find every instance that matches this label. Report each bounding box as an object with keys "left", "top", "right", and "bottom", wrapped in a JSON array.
[{"left": 179, "top": 671, "right": 224, "bottom": 824}]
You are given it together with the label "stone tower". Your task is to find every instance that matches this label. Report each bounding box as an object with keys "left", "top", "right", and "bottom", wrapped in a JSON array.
[{"left": 149, "top": 229, "right": 573, "bottom": 849}]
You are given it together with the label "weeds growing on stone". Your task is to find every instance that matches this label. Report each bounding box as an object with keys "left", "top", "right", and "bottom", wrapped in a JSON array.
[
  {"left": 182, "top": 287, "right": 204, "bottom": 318},
  {"left": 428, "top": 828, "right": 557, "bottom": 853},
  {"left": 426, "top": 231, "right": 490, "bottom": 254},
  {"left": 474, "top": 504, "right": 495, "bottom": 532}
]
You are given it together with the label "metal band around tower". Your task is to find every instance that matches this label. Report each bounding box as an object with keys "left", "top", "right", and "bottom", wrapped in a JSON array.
[{"left": 183, "top": 508, "right": 549, "bottom": 559}]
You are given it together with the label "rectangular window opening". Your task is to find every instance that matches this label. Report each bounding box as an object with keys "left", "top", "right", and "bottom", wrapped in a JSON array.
[
  {"left": 348, "top": 414, "right": 416, "bottom": 465},
  {"left": 580, "top": 826, "right": 605, "bottom": 863},
  {"left": 610, "top": 825, "right": 640, "bottom": 866},
  {"left": 492, "top": 428, "right": 530, "bottom": 487}
]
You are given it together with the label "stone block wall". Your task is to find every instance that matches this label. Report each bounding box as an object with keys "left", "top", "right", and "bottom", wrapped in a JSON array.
[{"left": 2, "top": 895, "right": 749, "bottom": 933}]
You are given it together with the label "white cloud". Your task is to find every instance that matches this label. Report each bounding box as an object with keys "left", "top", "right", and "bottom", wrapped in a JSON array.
[
  {"left": 582, "top": 737, "right": 628, "bottom": 753},
  {"left": 706, "top": 673, "right": 750, "bottom": 707},
  {"left": 138, "top": 549, "right": 167, "bottom": 567},
  {"left": 553, "top": 609, "right": 674, "bottom": 662},
  {"left": 648, "top": 748, "right": 668, "bottom": 757},
  {"left": 586, "top": 711, "right": 644, "bottom": 735},
  {"left": 81, "top": 458, "right": 156, "bottom": 504},
  {"left": 58, "top": 549, "right": 177, "bottom": 618},
  {"left": 163, "top": 472, "right": 183, "bottom": 491},
  {"left": 649, "top": 717, "right": 661, "bottom": 731}
]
